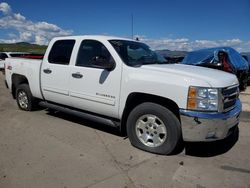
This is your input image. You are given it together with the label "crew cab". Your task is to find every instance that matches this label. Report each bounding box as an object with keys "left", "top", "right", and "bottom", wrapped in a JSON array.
[{"left": 4, "top": 35, "right": 241, "bottom": 155}]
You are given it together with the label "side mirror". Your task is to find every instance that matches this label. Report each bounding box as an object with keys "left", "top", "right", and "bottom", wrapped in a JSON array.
[
  {"left": 215, "top": 62, "right": 223, "bottom": 68},
  {"left": 200, "top": 61, "right": 223, "bottom": 70},
  {"left": 91, "top": 56, "right": 115, "bottom": 71},
  {"left": 209, "top": 62, "right": 223, "bottom": 70}
]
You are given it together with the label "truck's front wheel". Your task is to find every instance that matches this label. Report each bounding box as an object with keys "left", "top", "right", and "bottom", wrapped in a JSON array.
[
  {"left": 126, "top": 102, "right": 182, "bottom": 155},
  {"left": 16, "top": 84, "right": 36, "bottom": 111}
]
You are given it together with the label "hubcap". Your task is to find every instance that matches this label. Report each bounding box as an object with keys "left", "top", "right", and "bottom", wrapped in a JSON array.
[
  {"left": 135, "top": 114, "right": 167, "bottom": 147},
  {"left": 18, "top": 91, "right": 28, "bottom": 109}
]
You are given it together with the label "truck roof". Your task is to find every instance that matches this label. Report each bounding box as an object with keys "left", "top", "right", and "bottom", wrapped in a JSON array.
[{"left": 52, "top": 35, "right": 135, "bottom": 41}]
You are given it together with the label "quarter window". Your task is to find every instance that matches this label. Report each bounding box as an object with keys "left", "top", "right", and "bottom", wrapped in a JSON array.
[{"left": 48, "top": 40, "right": 75, "bottom": 65}]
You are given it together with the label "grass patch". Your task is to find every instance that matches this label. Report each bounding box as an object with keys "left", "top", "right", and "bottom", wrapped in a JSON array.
[{"left": 0, "top": 42, "right": 47, "bottom": 54}]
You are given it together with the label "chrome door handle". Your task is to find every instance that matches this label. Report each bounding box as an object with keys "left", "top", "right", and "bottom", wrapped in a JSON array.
[
  {"left": 72, "top": 72, "right": 83, "bottom": 79},
  {"left": 43, "top": 68, "right": 52, "bottom": 74}
]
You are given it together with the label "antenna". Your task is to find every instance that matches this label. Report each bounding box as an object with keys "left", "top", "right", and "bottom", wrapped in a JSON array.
[{"left": 131, "top": 14, "right": 134, "bottom": 40}]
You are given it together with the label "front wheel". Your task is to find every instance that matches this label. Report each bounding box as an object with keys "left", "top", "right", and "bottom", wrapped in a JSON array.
[{"left": 126, "top": 102, "right": 182, "bottom": 155}]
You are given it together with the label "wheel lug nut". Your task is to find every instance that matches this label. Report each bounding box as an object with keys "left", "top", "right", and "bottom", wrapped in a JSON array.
[{"left": 154, "top": 131, "right": 157, "bottom": 134}]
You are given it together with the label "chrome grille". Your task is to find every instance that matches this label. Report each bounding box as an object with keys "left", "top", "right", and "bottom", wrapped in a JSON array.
[{"left": 221, "top": 85, "right": 239, "bottom": 112}]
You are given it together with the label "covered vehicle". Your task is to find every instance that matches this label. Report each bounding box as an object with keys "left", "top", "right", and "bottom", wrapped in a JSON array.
[
  {"left": 241, "top": 53, "right": 250, "bottom": 85},
  {"left": 181, "top": 47, "right": 249, "bottom": 90}
]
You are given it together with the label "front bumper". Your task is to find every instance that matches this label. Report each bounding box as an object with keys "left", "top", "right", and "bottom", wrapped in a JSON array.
[{"left": 180, "top": 99, "right": 241, "bottom": 142}]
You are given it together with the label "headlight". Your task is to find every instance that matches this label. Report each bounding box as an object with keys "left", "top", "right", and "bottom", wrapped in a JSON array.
[{"left": 187, "top": 86, "right": 219, "bottom": 111}]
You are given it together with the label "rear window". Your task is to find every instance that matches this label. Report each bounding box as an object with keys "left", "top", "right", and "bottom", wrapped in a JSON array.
[{"left": 48, "top": 40, "right": 75, "bottom": 65}]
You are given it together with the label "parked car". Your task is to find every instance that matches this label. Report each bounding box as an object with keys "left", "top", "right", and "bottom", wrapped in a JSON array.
[
  {"left": 0, "top": 52, "right": 30, "bottom": 70},
  {"left": 4, "top": 36, "right": 241, "bottom": 155},
  {"left": 0, "top": 52, "right": 31, "bottom": 60},
  {"left": 181, "top": 47, "right": 249, "bottom": 91},
  {"left": 0, "top": 52, "right": 44, "bottom": 72},
  {"left": 241, "top": 53, "right": 250, "bottom": 85}
]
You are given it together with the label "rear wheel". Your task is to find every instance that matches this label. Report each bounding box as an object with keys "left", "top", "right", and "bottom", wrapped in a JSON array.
[
  {"left": 16, "top": 84, "right": 36, "bottom": 111},
  {"left": 126, "top": 102, "right": 182, "bottom": 155}
]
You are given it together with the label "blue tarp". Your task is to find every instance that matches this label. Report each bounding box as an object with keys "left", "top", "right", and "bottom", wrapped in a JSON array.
[{"left": 181, "top": 47, "right": 249, "bottom": 71}]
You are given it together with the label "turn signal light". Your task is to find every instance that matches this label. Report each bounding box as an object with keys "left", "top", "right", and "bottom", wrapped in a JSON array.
[
  {"left": 187, "top": 98, "right": 197, "bottom": 109},
  {"left": 188, "top": 87, "right": 197, "bottom": 98}
]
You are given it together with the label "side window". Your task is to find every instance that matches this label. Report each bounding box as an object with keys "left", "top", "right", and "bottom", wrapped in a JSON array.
[
  {"left": 76, "top": 40, "right": 114, "bottom": 67},
  {"left": 48, "top": 40, "right": 75, "bottom": 65}
]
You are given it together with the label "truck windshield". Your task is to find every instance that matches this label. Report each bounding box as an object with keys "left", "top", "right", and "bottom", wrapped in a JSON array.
[{"left": 109, "top": 40, "right": 167, "bottom": 67}]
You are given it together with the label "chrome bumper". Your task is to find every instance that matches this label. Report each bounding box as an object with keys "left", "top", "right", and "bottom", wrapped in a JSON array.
[{"left": 180, "top": 99, "right": 241, "bottom": 142}]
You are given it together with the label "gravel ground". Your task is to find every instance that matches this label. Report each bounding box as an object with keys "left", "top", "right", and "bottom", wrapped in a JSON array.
[{"left": 0, "top": 72, "right": 249, "bottom": 188}]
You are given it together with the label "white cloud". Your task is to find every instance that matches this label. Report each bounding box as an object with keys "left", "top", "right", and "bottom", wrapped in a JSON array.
[
  {"left": 0, "top": 2, "right": 11, "bottom": 15},
  {"left": 35, "top": 35, "right": 48, "bottom": 45},
  {"left": 0, "top": 2, "right": 72, "bottom": 45},
  {"left": 13, "top": 13, "right": 25, "bottom": 21},
  {"left": 138, "top": 36, "right": 250, "bottom": 52},
  {"left": 20, "top": 31, "right": 33, "bottom": 41}
]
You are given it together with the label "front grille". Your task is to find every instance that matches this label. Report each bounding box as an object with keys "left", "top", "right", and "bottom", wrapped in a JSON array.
[{"left": 221, "top": 85, "right": 239, "bottom": 112}]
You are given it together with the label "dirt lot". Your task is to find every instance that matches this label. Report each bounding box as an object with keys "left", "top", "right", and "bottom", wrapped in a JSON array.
[{"left": 0, "top": 73, "right": 250, "bottom": 188}]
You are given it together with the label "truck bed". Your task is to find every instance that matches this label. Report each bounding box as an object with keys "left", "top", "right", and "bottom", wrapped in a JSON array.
[{"left": 5, "top": 58, "right": 43, "bottom": 99}]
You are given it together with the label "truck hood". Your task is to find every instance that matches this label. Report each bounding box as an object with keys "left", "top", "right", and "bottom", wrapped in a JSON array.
[{"left": 140, "top": 64, "right": 238, "bottom": 88}]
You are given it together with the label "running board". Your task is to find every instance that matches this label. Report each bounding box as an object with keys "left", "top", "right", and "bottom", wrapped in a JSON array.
[{"left": 39, "top": 101, "right": 120, "bottom": 128}]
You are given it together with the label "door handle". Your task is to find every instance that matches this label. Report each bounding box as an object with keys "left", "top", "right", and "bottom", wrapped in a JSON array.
[
  {"left": 72, "top": 72, "right": 83, "bottom": 79},
  {"left": 43, "top": 68, "right": 52, "bottom": 74}
]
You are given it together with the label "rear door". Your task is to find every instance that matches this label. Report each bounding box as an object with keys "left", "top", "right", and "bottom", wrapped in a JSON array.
[{"left": 41, "top": 39, "right": 75, "bottom": 106}]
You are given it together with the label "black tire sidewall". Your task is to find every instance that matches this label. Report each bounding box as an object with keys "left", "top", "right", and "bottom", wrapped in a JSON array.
[{"left": 126, "top": 102, "right": 182, "bottom": 155}]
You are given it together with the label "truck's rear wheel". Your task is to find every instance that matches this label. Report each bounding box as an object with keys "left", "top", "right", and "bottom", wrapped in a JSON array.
[
  {"left": 126, "top": 102, "right": 182, "bottom": 155},
  {"left": 16, "top": 84, "right": 36, "bottom": 111}
]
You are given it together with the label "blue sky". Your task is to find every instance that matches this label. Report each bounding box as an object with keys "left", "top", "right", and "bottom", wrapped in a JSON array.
[{"left": 0, "top": 0, "right": 250, "bottom": 51}]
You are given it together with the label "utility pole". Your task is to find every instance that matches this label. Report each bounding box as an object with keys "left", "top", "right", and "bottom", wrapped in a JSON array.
[{"left": 131, "top": 14, "right": 134, "bottom": 40}]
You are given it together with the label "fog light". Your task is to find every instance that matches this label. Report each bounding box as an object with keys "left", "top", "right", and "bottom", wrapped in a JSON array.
[{"left": 206, "top": 131, "right": 217, "bottom": 139}]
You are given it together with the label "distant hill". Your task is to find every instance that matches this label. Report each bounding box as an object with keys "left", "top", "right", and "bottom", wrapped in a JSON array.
[
  {"left": 15, "top": 42, "right": 32, "bottom": 45},
  {"left": 156, "top": 49, "right": 187, "bottom": 58},
  {"left": 0, "top": 42, "right": 47, "bottom": 54},
  {"left": 156, "top": 49, "right": 187, "bottom": 63}
]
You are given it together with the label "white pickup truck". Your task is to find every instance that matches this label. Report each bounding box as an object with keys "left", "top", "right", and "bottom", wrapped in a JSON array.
[{"left": 5, "top": 35, "right": 241, "bottom": 155}]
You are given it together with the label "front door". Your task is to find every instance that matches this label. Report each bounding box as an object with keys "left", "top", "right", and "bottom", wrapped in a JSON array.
[{"left": 69, "top": 39, "right": 122, "bottom": 118}]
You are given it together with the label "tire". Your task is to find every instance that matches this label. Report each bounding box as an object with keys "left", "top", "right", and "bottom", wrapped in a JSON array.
[
  {"left": 16, "top": 84, "right": 36, "bottom": 111},
  {"left": 126, "top": 102, "right": 182, "bottom": 155}
]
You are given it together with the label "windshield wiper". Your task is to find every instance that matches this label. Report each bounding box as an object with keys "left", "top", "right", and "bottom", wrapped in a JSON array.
[
  {"left": 129, "top": 60, "right": 168, "bottom": 67},
  {"left": 142, "top": 61, "right": 167, "bottom": 65}
]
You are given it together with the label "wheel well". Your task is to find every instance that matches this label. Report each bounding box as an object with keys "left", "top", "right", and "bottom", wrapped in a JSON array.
[
  {"left": 121, "top": 93, "right": 180, "bottom": 133},
  {"left": 11, "top": 74, "right": 29, "bottom": 99}
]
